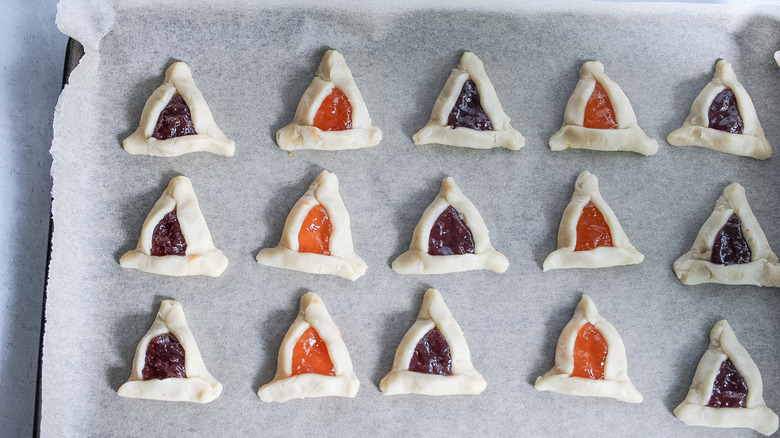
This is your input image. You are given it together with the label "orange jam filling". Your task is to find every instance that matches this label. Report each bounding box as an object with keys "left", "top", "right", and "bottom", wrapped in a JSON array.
[
  {"left": 298, "top": 204, "right": 331, "bottom": 255},
  {"left": 291, "top": 326, "right": 335, "bottom": 376},
  {"left": 583, "top": 81, "right": 618, "bottom": 129},
  {"left": 571, "top": 323, "right": 608, "bottom": 380},
  {"left": 575, "top": 201, "right": 613, "bottom": 251},
  {"left": 313, "top": 88, "right": 352, "bottom": 131}
]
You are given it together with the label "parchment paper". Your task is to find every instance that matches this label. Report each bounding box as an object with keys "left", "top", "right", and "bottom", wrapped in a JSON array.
[{"left": 44, "top": 0, "right": 780, "bottom": 436}]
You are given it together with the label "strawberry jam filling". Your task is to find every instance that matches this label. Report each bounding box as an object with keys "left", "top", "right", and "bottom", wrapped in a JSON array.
[
  {"left": 583, "top": 81, "right": 618, "bottom": 129},
  {"left": 409, "top": 328, "right": 452, "bottom": 376},
  {"left": 708, "top": 89, "right": 743, "bottom": 134},
  {"left": 152, "top": 93, "right": 197, "bottom": 140},
  {"left": 313, "top": 88, "right": 352, "bottom": 131},
  {"left": 298, "top": 204, "right": 332, "bottom": 255},
  {"left": 428, "top": 206, "right": 475, "bottom": 256},
  {"left": 711, "top": 213, "right": 751, "bottom": 265},
  {"left": 291, "top": 326, "right": 335, "bottom": 376},
  {"left": 151, "top": 209, "right": 187, "bottom": 256},
  {"left": 447, "top": 79, "right": 493, "bottom": 131},
  {"left": 571, "top": 323, "right": 608, "bottom": 380},
  {"left": 575, "top": 201, "right": 613, "bottom": 251},
  {"left": 707, "top": 358, "right": 748, "bottom": 408},
  {"left": 142, "top": 333, "right": 186, "bottom": 380}
]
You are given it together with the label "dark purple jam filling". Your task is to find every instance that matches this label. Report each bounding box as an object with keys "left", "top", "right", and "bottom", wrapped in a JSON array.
[
  {"left": 707, "top": 358, "right": 748, "bottom": 408},
  {"left": 428, "top": 206, "right": 475, "bottom": 256},
  {"left": 447, "top": 79, "right": 493, "bottom": 131},
  {"left": 710, "top": 213, "right": 751, "bottom": 265},
  {"left": 152, "top": 93, "right": 197, "bottom": 140},
  {"left": 708, "top": 89, "right": 743, "bottom": 134},
  {"left": 151, "top": 209, "right": 187, "bottom": 257},
  {"left": 142, "top": 333, "right": 187, "bottom": 381},
  {"left": 409, "top": 328, "right": 452, "bottom": 376}
]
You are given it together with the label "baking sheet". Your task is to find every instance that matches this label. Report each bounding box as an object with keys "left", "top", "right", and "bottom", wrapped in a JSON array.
[{"left": 44, "top": 0, "right": 780, "bottom": 436}]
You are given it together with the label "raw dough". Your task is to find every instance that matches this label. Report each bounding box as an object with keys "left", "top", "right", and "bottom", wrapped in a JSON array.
[
  {"left": 257, "top": 292, "right": 360, "bottom": 402},
  {"left": 392, "top": 177, "right": 509, "bottom": 274},
  {"left": 549, "top": 61, "right": 658, "bottom": 156},
  {"left": 534, "top": 294, "right": 642, "bottom": 403},
  {"left": 276, "top": 50, "right": 382, "bottom": 150},
  {"left": 543, "top": 171, "right": 643, "bottom": 270},
  {"left": 667, "top": 60, "right": 771, "bottom": 160},
  {"left": 123, "top": 62, "right": 235, "bottom": 157},
  {"left": 380, "top": 288, "right": 486, "bottom": 395},
  {"left": 256, "top": 170, "right": 367, "bottom": 281},
  {"left": 413, "top": 51, "right": 525, "bottom": 150},
  {"left": 119, "top": 176, "right": 228, "bottom": 277},
  {"left": 117, "top": 300, "right": 223, "bottom": 403}
]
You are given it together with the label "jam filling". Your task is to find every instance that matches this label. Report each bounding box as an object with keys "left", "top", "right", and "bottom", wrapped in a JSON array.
[
  {"left": 313, "top": 88, "right": 352, "bottom": 131},
  {"left": 571, "top": 323, "right": 608, "bottom": 380},
  {"left": 142, "top": 333, "right": 186, "bottom": 380},
  {"left": 447, "top": 79, "right": 493, "bottom": 131},
  {"left": 711, "top": 213, "right": 751, "bottom": 265},
  {"left": 298, "top": 204, "right": 332, "bottom": 255},
  {"left": 428, "top": 206, "right": 475, "bottom": 256},
  {"left": 151, "top": 209, "right": 187, "bottom": 256},
  {"left": 707, "top": 358, "right": 748, "bottom": 408},
  {"left": 708, "top": 89, "right": 743, "bottom": 134},
  {"left": 409, "top": 328, "right": 452, "bottom": 376},
  {"left": 583, "top": 81, "right": 618, "bottom": 129},
  {"left": 575, "top": 201, "right": 613, "bottom": 252},
  {"left": 152, "top": 93, "right": 197, "bottom": 140},
  {"left": 291, "top": 326, "right": 335, "bottom": 376}
]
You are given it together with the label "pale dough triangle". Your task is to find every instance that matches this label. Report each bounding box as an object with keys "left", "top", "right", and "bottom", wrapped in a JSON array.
[
  {"left": 674, "top": 320, "right": 778, "bottom": 436},
  {"left": 673, "top": 182, "right": 780, "bottom": 287},
  {"left": 276, "top": 50, "right": 382, "bottom": 150},
  {"left": 413, "top": 51, "right": 525, "bottom": 150},
  {"left": 392, "top": 177, "right": 509, "bottom": 274},
  {"left": 543, "top": 171, "right": 643, "bottom": 270},
  {"left": 668, "top": 60, "right": 771, "bottom": 159},
  {"left": 117, "top": 300, "right": 223, "bottom": 403},
  {"left": 380, "top": 288, "right": 486, "bottom": 396},
  {"left": 549, "top": 61, "right": 658, "bottom": 155},
  {"left": 257, "top": 292, "right": 360, "bottom": 402},
  {"left": 123, "top": 62, "right": 235, "bottom": 157},
  {"left": 119, "top": 176, "right": 228, "bottom": 277},
  {"left": 534, "top": 294, "right": 642, "bottom": 403}
]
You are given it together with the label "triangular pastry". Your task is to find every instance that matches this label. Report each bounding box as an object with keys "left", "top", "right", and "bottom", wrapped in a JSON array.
[
  {"left": 118, "top": 300, "right": 222, "bottom": 403},
  {"left": 674, "top": 320, "right": 778, "bottom": 436},
  {"left": 256, "top": 170, "right": 367, "bottom": 281},
  {"left": 543, "top": 171, "right": 643, "bottom": 270},
  {"left": 276, "top": 50, "right": 382, "bottom": 150},
  {"left": 673, "top": 182, "right": 780, "bottom": 287},
  {"left": 534, "top": 295, "right": 642, "bottom": 403},
  {"left": 549, "top": 61, "right": 658, "bottom": 156},
  {"left": 257, "top": 292, "right": 360, "bottom": 402},
  {"left": 119, "top": 176, "right": 228, "bottom": 277},
  {"left": 380, "top": 288, "right": 486, "bottom": 396},
  {"left": 668, "top": 60, "right": 771, "bottom": 160},
  {"left": 392, "top": 177, "right": 509, "bottom": 274},
  {"left": 413, "top": 51, "right": 524, "bottom": 150},
  {"left": 123, "top": 62, "right": 235, "bottom": 157}
]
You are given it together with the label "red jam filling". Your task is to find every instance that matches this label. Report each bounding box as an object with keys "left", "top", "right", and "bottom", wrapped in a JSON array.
[
  {"left": 447, "top": 79, "right": 493, "bottom": 131},
  {"left": 571, "top": 323, "right": 608, "bottom": 380},
  {"left": 313, "top": 88, "right": 352, "bottom": 131},
  {"left": 707, "top": 358, "right": 748, "bottom": 408},
  {"left": 298, "top": 204, "right": 331, "bottom": 255},
  {"left": 142, "top": 333, "right": 186, "bottom": 380},
  {"left": 575, "top": 201, "right": 613, "bottom": 251},
  {"left": 583, "top": 81, "right": 618, "bottom": 129},
  {"left": 152, "top": 93, "right": 197, "bottom": 140},
  {"left": 409, "top": 328, "right": 452, "bottom": 376},
  {"left": 151, "top": 209, "right": 187, "bottom": 256},
  {"left": 708, "top": 89, "right": 743, "bottom": 134},
  {"left": 291, "top": 326, "right": 335, "bottom": 376},
  {"left": 428, "top": 205, "right": 475, "bottom": 256},
  {"left": 711, "top": 213, "right": 751, "bottom": 265}
]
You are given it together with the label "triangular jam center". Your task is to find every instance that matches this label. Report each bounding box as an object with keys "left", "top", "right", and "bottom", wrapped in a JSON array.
[
  {"left": 409, "top": 327, "right": 452, "bottom": 376},
  {"left": 575, "top": 201, "right": 613, "bottom": 252},
  {"left": 291, "top": 326, "right": 335, "bottom": 376},
  {"left": 151, "top": 209, "right": 187, "bottom": 256},
  {"left": 707, "top": 358, "right": 748, "bottom": 408},
  {"left": 708, "top": 88, "right": 743, "bottom": 134},
  {"left": 571, "top": 322, "right": 608, "bottom": 380},
  {"left": 152, "top": 93, "right": 197, "bottom": 140},
  {"left": 711, "top": 213, "right": 751, "bottom": 265},
  {"left": 583, "top": 81, "right": 618, "bottom": 129},
  {"left": 298, "top": 204, "right": 332, "bottom": 255},
  {"left": 142, "top": 333, "right": 187, "bottom": 380},
  {"left": 447, "top": 79, "right": 493, "bottom": 131},
  {"left": 428, "top": 205, "right": 475, "bottom": 256},
  {"left": 313, "top": 88, "right": 352, "bottom": 131}
]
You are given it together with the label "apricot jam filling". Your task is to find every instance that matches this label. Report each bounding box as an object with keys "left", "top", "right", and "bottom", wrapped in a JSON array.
[
  {"left": 409, "top": 328, "right": 452, "bottom": 376},
  {"left": 571, "top": 323, "right": 608, "bottom": 380},
  {"left": 583, "top": 81, "right": 618, "bottom": 129},
  {"left": 151, "top": 209, "right": 187, "bottom": 256},
  {"left": 153, "top": 93, "right": 197, "bottom": 140},
  {"left": 298, "top": 204, "right": 332, "bottom": 255},
  {"left": 428, "top": 206, "right": 475, "bottom": 256},
  {"left": 142, "top": 333, "right": 186, "bottom": 380},
  {"left": 707, "top": 358, "right": 748, "bottom": 408},
  {"left": 575, "top": 201, "right": 613, "bottom": 251},
  {"left": 291, "top": 326, "right": 335, "bottom": 376},
  {"left": 313, "top": 88, "right": 352, "bottom": 131}
]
